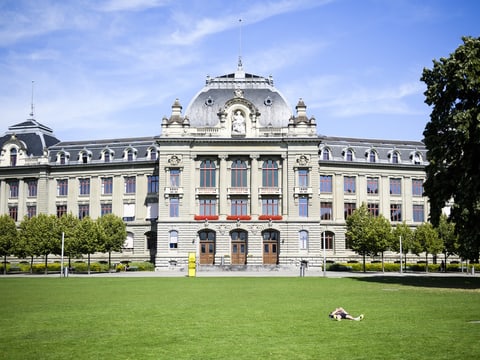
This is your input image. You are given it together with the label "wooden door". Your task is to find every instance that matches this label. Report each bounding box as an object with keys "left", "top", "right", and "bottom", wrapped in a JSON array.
[
  {"left": 200, "top": 241, "right": 215, "bottom": 265},
  {"left": 231, "top": 241, "right": 247, "bottom": 265},
  {"left": 262, "top": 230, "right": 279, "bottom": 265}
]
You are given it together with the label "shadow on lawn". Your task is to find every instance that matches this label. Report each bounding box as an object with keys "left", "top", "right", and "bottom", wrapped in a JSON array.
[{"left": 349, "top": 275, "right": 480, "bottom": 290}]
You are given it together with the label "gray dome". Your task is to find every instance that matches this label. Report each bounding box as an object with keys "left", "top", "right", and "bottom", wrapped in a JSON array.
[{"left": 185, "top": 67, "right": 293, "bottom": 128}]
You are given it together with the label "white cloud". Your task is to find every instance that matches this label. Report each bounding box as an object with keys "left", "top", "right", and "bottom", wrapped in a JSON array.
[{"left": 98, "top": 0, "right": 170, "bottom": 12}]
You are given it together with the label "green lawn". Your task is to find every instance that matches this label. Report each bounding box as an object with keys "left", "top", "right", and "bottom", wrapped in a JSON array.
[{"left": 1, "top": 276, "right": 479, "bottom": 359}]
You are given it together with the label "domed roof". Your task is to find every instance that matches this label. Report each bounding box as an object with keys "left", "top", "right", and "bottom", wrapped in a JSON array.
[{"left": 185, "top": 63, "right": 293, "bottom": 128}]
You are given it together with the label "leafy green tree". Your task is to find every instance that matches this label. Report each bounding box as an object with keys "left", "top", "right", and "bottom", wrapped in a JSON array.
[
  {"left": 421, "top": 36, "right": 480, "bottom": 262},
  {"left": 57, "top": 213, "right": 81, "bottom": 268},
  {"left": 391, "top": 222, "right": 420, "bottom": 271},
  {"left": 17, "top": 216, "right": 38, "bottom": 273},
  {"left": 0, "top": 215, "right": 18, "bottom": 275},
  {"left": 415, "top": 222, "right": 443, "bottom": 272},
  {"left": 97, "top": 214, "right": 127, "bottom": 270},
  {"left": 346, "top": 204, "right": 392, "bottom": 271},
  {"left": 76, "top": 217, "right": 102, "bottom": 274},
  {"left": 436, "top": 214, "right": 458, "bottom": 267}
]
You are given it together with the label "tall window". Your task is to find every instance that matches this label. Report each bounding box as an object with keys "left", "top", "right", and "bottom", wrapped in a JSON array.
[
  {"left": 79, "top": 178, "right": 90, "bottom": 195},
  {"left": 320, "top": 231, "right": 334, "bottom": 250},
  {"left": 27, "top": 179, "right": 38, "bottom": 197},
  {"left": 104, "top": 151, "right": 111, "bottom": 163},
  {"left": 81, "top": 152, "right": 88, "bottom": 164},
  {"left": 368, "top": 150, "right": 376, "bottom": 163},
  {"left": 170, "top": 169, "right": 180, "bottom": 187},
  {"left": 412, "top": 179, "right": 423, "bottom": 196},
  {"left": 392, "top": 152, "right": 399, "bottom": 164},
  {"left": 344, "top": 203, "right": 356, "bottom": 219},
  {"left": 124, "top": 176, "right": 136, "bottom": 194},
  {"left": 390, "top": 178, "right": 402, "bottom": 195},
  {"left": 10, "top": 148, "right": 17, "bottom": 166},
  {"left": 57, "top": 179, "right": 68, "bottom": 196},
  {"left": 59, "top": 153, "right": 66, "bottom": 165},
  {"left": 200, "top": 160, "right": 216, "bottom": 187},
  {"left": 299, "top": 195, "right": 308, "bottom": 217},
  {"left": 169, "top": 196, "right": 179, "bottom": 217},
  {"left": 413, "top": 204, "right": 425, "bottom": 222},
  {"left": 368, "top": 203, "right": 379, "bottom": 217},
  {"left": 390, "top": 204, "right": 402, "bottom": 221},
  {"left": 262, "top": 159, "right": 278, "bottom": 187},
  {"left": 320, "top": 202, "right": 332, "bottom": 220},
  {"left": 367, "top": 177, "right": 378, "bottom": 194},
  {"left": 320, "top": 175, "right": 332, "bottom": 193},
  {"left": 299, "top": 230, "right": 308, "bottom": 250},
  {"left": 27, "top": 205, "right": 36, "bottom": 218},
  {"left": 79, "top": 204, "right": 89, "bottom": 219},
  {"left": 231, "top": 198, "right": 248, "bottom": 216},
  {"left": 262, "top": 198, "right": 279, "bottom": 216},
  {"left": 298, "top": 169, "right": 309, "bottom": 187},
  {"left": 322, "top": 149, "right": 330, "bottom": 160},
  {"left": 148, "top": 175, "right": 159, "bottom": 193},
  {"left": 199, "top": 198, "right": 216, "bottom": 216},
  {"left": 150, "top": 149, "right": 157, "bottom": 160},
  {"left": 8, "top": 180, "right": 19, "bottom": 198},
  {"left": 101, "top": 177, "right": 113, "bottom": 195},
  {"left": 169, "top": 230, "right": 178, "bottom": 249},
  {"left": 127, "top": 149, "right": 134, "bottom": 161},
  {"left": 344, "top": 176, "right": 356, "bottom": 194},
  {"left": 56, "top": 205, "right": 67, "bottom": 217},
  {"left": 8, "top": 206, "right": 18, "bottom": 221},
  {"left": 101, "top": 203, "right": 112, "bottom": 216},
  {"left": 231, "top": 160, "right": 247, "bottom": 187},
  {"left": 346, "top": 149, "right": 354, "bottom": 161}
]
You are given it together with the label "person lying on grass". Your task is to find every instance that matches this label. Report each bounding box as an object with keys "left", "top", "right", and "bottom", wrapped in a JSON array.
[{"left": 329, "top": 307, "right": 364, "bottom": 321}]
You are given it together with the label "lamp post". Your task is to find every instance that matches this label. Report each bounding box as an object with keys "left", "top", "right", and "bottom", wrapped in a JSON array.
[{"left": 399, "top": 235, "right": 403, "bottom": 274}]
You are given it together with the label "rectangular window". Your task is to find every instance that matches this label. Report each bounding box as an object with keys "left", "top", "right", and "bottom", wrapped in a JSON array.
[
  {"left": 101, "top": 203, "right": 112, "bottom": 216},
  {"left": 344, "top": 202, "right": 356, "bottom": 219},
  {"left": 78, "top": 204, "right": 89, "bottom": 219},
  {"left": 27, "top": 179, "right": 38, "bottom": 197},
  {"left": 199, "top": 198, "right": 216, "bottom": 216},
  {"left": 169, "top": 196, "right": 179, "bottom": 217},
  {"left": 200, "top": 160, "right": 216, "bottom": 187},
  {"left": 56, "top": 205, "right": 67, "bottom": 218},
  {"left": 298, "top": 169, "right": 309, "bottom": 187},
  {"left": 123, "top": 203, "right": 135, "bottom": 221},
  {"left": 169, "top": 231, "right": 178, "bottom": 249},
  {"left": 367, "top": 203, "right": 379, "bottom": 217},
  {"left": 148, "top": 175, "right": 159, "bottom": 193},
  {"left": 146, "top": 203, "right": 158, "bottom": 220},
  {"left": 170, "top": 169, "right": 180, "bottom": 187},
  {"left": 124, "top": 176, "right": 136, "bottom": 194},
  {"left": 320, "top": 175, "right": 333, "bottom": 193},
  {"left": 413, "top": 204, "right": 425, "bottom": 222},
  {"left": 8, "top": 180, "right": 19, "bottom": 198},
  {"left": 8, "top": 206, "right": 18, "bottom": 221},
  {"left": 261, "top": 198, "right": 279, "bottom": 216},
  {"left": 367, "top": 177, "right": 379, "bottom": 195},
  {"left": 79, "top": 178, "right": 90, "bottom": 195},
  {"left": 320, "top": 202, "right": 332, "bottom": 220},
  {"left": 320, "top": 232, "right": 334, "bottom": 250},
  {"left": 101, "top": 177, "right": 113, "bottom": 195},
  {"left": 299, "top": 195, "right": 308, "bottom": 217},
  {"left": 344, "top": 176, "right": 356, "bottom": 194},
  {"left": 390, "top": 203, "right": 402, "bottom": 222},
  {"left": 412, "top": 179, "right": 424, "bottom": 196},
  {"left": 231, "top": 198, "right": 248, "bottom": 216},
  {"left": 57, "top": 179, "right": 68, "bottom": 196},
  {"left": 390, "top": 178, "right": 402, "bottom": 195},
  {"left": 27, "top": 205, "right": 36, "bottom": 218}
]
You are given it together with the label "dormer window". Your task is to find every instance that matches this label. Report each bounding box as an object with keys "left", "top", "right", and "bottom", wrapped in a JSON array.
[
  {"left": 322, "top": 148, "right": 330, "bottom": 160},
  {"left": 60, "top": 153, "right": 66, "bottom": 165},
  {"left": 412, "top": 152, "right": 422, "bottom": 165},
  {"left": 124, "top": 147, "right": 137, "bottom": 161},
  {"left": 57, "top": 151, "right": 69, "bottom": 165},
  {"left": 147, "top": 147, "right": 158, "bottom": 160},
  {"left": 10, "top": 148, "right": 17, "bottom": 166},
  {"left": 368, "top": 150, "right": 377, "bottom": 163},
  {"left": 102, "top": 149, "right": 114, "bottom": 163},
  {"left": 81, "top": 152, "right": 88, "bottom": 164},
  {"left": 392, "top": 151, "right": 399, "bottom": 164},
  {"left": 344, "top": 149, "right": 354, "bottom": 162}
]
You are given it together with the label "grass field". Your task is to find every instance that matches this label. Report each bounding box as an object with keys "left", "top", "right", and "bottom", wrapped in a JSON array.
[{"left": 1, "top": 275, "right": 479, "bottom": 359}]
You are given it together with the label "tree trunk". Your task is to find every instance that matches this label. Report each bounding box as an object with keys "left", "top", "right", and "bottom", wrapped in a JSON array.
[
  {"left": 381, "top": 252, "right": 385, "bottom": 273},
  {"left": 30, "top": 256, "right": 34, "bottom": 274},
  {"left": 425, "top": 253, "right": 428, "bottom": 273},
  {"left": 362, "top": 254, "right": 366, "bottom": 272},
  {"left": 44, "top": 255, "right": 48, "bottom": 275},
  {"left": 87, "top": 253, "right": 91, "bottom": 275},
  {"left": 3, "top": 255, "right": 6, "bottom": 275}
]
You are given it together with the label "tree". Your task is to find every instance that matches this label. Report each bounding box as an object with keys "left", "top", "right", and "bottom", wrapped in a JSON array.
[
  {"left": 436, "top": 214, "right": 458, "bottom": 267},
  {"left": 421, "top": 36, "right": 480, "bottom": 262},
  {"left": 415, "top": 223, "right": 443, "bottom": 272},
  {"left": 0, "top": 215, "right": 18, "bottom": 275},
  {"left": 346, "top": 204, "right": 391, "bottom": 271},
  {"left": 97, "top": 214, "right": 127, "bottom": 270},
  {"left": 57, "top": 213, "right": 81, "bottom": 268},
  {"left": 75, "top": 217, "right": 102, "bottom": 274}
]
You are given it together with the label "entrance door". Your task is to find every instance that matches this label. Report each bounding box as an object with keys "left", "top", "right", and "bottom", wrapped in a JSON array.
[
  {"left": 231, "top": 230, "right": 247, "bottom": 265},
  {"left": 262, "top": 230, "right": 279, "bottom": 265},
  {"left": 199, "top": 230, "right": 215, "bottom": 265}
]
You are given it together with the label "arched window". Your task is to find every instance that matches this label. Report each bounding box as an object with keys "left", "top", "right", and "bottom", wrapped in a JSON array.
[
  {"left": 392, "top": 151, "right": 399, "bottom": 164},
  {"left": 368, "top": 150, "right": 377, "bottom": 163},
  {"left": 231, "top": 230, "right": 247, "bottom": 241},
  {"left": 200, "top": 160, "right": 216, "bottom": 187},
  {"left": 262, "top": 159, "right": 278, "bottom": 187},
  {"left": 10, "top": 148, "right": 17, "bottom": 166},
  {"left": 322, "top": 148, "right": 330, "bottom": 160},
  {"left": 299, "top": 230, "right": 308, "bottom": 250},
  {"left": 345, "top": 149, "right": 354, "bottom": 161},
  {"left": 169, "top": 230, "right": 178, "bottom": 249},
  {"left": 127, "top": 149, "right": 134, "bottom": 161},
  {"left": 231, "top": 159, "right": 247, "bottom": 187},
  {"left": 320, "top": 231, "right": 334, "bottom": 250}
]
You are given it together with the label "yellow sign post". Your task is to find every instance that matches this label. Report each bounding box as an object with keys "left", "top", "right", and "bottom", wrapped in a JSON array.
[{"left": 188, "top": 252, "right": 196, "bottom": 277}]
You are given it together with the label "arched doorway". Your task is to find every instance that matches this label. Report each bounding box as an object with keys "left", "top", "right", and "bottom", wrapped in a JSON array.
[
  {"left": 144, "top": 231, "right": 157, "bottom": 264},
  {"left": 199, "top": 229, "right": 216, "bottom": 265},
  {"left": 262, "top": 229, "right": 279, "bottom": 265},
  {"left": 230, "top": 229, "right": 248, "bottom": 265}
]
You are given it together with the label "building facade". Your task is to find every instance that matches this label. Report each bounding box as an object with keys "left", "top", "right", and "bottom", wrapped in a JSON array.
[{"left": 0, "top": 63, "right": 428, "bottom": 269}]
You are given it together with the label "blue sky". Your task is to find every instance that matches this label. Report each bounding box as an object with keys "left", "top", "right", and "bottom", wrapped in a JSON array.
[{"left": 0, "top": 0, "right": 478, "bottom": 142}]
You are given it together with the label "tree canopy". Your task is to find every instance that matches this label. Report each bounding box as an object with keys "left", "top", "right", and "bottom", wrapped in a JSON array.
[
  {"left": 0, "top": 215, "right": 18, "bottom": 274},
  {"left": 421, "top": 36, "right": 480, "bottom": 262}
]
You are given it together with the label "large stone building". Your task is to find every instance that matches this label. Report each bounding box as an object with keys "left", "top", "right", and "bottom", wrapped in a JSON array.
[{"left": 0, "top": 62, "right": 428, "bottom": 270}]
